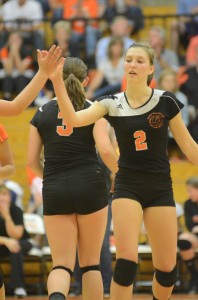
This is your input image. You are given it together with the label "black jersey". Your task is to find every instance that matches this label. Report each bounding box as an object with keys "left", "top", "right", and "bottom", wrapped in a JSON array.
[
  {"left": 97, "top": 89, "right": 184, "bottom": 174},
  {"left": 31, "top": 99, "right": 99, "bottom": 177}
]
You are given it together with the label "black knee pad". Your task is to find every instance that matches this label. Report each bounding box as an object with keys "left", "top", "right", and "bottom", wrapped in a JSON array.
[
  {"left": 49, "top": 292, "right": 65, "bottom": 300},
  {"left": 177, "top": 239, "right": 192, "bottom": 250},
  {"left": 52, "top": 265, "right": 73, "bottom": 277},
  {"left": 155, "top": 265, "right": 177, "bottom": 287},
  {"left": 80, "top": 265, "right": 100, "bottom": 275},
  {"left": 0, "top": 273, "right": 3, "bottom": 289},
  {"left": 113, "top": 258, "right": 137, "bottom": 287}
]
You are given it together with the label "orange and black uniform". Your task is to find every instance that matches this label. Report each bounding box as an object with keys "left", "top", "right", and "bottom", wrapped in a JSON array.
[
  {"left": 97, "top": 89, "right": 184, "bottom": 208},
  {"left": 30, "top": 99, "right": 108, "bottom": 215}
]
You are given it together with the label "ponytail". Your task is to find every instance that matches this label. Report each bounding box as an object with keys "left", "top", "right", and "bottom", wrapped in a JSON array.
[{"left": 64, "top": 74, "right": 85, "bottom": 111}]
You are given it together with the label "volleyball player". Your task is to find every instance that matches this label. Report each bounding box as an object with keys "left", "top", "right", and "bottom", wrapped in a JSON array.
[
  {"left": 0, "top": 44, "right": 62, "bottom": 300},
  {"left": 51, "top": 43, "right": 198, "bottom": 300},
  {"left": 27, "top": 57, "right": 118, "bottom": 300}
]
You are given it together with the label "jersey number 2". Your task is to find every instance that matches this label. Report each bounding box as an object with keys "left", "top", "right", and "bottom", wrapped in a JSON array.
[
  {"left": 134, "top": 130, "right": 148, "bottom": 151},
  {"left": 56, "top": 112, "right": 73, "bottom": 136}
]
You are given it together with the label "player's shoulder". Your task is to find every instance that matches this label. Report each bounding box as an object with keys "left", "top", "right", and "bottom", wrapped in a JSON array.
[
  {"left": 38, "top": 98, "right": 58, "bottom": 113},
  {"left": 97, "top": 92, "right": 124, "bottom": 102}
]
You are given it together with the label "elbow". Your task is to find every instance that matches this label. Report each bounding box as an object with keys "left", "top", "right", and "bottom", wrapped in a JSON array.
[{"left": 27, "top": 160, "right": 38, "bottom": 174}]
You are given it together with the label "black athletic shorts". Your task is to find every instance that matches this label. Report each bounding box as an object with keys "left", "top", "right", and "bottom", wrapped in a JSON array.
[
  {"left": 43, "top": 166, "right": 108, "bottom": 215},
  {"left": 112, "top": 168, "right": 175, "bottom": 209}
]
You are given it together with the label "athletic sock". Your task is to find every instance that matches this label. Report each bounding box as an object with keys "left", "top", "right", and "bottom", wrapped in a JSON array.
[{"left": 49, "top": 292, "right": 66, "bottom": 300}]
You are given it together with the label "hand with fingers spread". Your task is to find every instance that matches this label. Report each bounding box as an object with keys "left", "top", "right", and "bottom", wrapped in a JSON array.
[
  {"left": 37, "top": 45, "right": 63, "bottom": 77},
  {"left": 49, "top": 56, "right": 65, "bottom": 82}
]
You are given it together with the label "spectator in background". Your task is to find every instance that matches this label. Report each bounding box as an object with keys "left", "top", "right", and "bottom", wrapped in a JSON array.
[
  {"left": 158, "top": 69, "right": 189, "bottom": 127},
  {"left": 48, "top": 0, "right": 106, "bottom": 66},
  {"left": 0, "top": 31, "right": 34, "bottom": 101},
  {"left": 0, "top": 0, "right": 44, "bottom": 50},
  {"left": 170, "top": 0, "right": 198, "bottom": 53},
  {"left": 53, "top": 20, "right": 81, "bottom": 58},
  {"left": 158, "top": 69, "right": 189, "bottom": 160},
  {"left": 96, "top": 16, "right": 135, "bottom": 66},
  {"left": 148, "top": 26, "right": 179, "bottom": 81},
  {"left": 103, "top": 0, "right": 144, "bottom": 35},
  {"left": 86, "top": 37, "right": 124, "bottom": 100},
  {"left": 0, "top": 184, "right": 33, "bottom": 298},
  {"left": 178, "top": 176, "right": 198, "bottom": 294},
  {"left": 186, "top": 35, "right": 198, "bottom": 66}
]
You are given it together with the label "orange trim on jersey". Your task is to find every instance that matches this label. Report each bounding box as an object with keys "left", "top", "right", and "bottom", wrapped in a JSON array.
[{"left": 0, "top": 124, "right": 9, "bottom": 143}]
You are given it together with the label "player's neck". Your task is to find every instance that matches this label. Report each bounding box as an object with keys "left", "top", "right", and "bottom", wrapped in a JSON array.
[{"left": 125, "top": 85, "right": 152, "bottom": 108}]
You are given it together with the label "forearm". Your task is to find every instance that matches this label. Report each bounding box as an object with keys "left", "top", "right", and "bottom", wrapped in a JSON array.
[
  {"left": 184, "top": 140, "right": 198, "bottom": 165},
  {"left": 52, "top": 78, "right": 80, "bottom": 126},
  {"left": 14, "top": 52, "right": 27, "bottom": 73},
  {"left": 99, "top": 149, "right": 118, "bottom": 174},
  {"left": 28, "top": 161, "right": 43, "bottom": 179},
  {"left": 4, "top": 217, "right": 22, "bottom": 239},
  {"left": 1, "top": 70, "right": 48, "bottom": 116},
  {"left": 0, "top": 236, "right": 8, "bottom": 245},
  {"left": 0, "top": 164, "right": 15, "bottom": 179}
]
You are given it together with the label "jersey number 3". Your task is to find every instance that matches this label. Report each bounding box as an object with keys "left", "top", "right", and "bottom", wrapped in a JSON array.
[
  {"left": 134, "top": 130, "right": 148, "bottom": 151},
  {"left": 56, "top": 112, "right": 73, "bottom": 136}
]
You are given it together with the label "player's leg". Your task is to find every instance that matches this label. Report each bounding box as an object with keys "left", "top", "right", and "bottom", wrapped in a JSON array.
[
  {"left": 178, "top": 232, "right": 198, "bottom": 293},
  {"left": 44, "top": 214, "right": 78, "bottom": 300},
  {"left": 77, "top": 206, "right": 108, "bottom": 300},
  {"left": 110, "top": 199, "right": 143, "bottom": 300},
  {"left": 144, "top": 206, "right": 177, "bottom": 300}
]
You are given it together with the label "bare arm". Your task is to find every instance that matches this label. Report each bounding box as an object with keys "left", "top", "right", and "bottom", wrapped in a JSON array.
[
  {"left": 4, "top": 217, "right": 24, "bottom": 239},
  {"left": 27, "top": 125, "right": 43, "bottom": 179},
  {"left": 93, "top": 118, "right": 118, "bottom": 174},
  {"left": 0, "top": 140, "right": 15, "bottom": 179},
  {"left": 51, "top": 61, "right": 107, "bottom": 127},
  {"left": 0, "top": 45, "right": 62, "bottom": 116},
  {"left": 169, "top": 113, "right": 198, "bottom": 165}
]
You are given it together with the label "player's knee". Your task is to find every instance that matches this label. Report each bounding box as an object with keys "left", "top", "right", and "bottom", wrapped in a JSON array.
[
  {"left": 113, "top": 258, "right": 137, "bottom": 287},
  {"left": 52, "top": 265, "right": 73, "bottom": 277},
  {"left": 80, "top": 264, "right": 100, "bottom": 275},
  {"left": 178, "top": 239, "right": 192, "bottom": 250},
  {"left": 155, "top": 265, "right": 177, "bottom": 287},
  {"left": 0, "top": 273, "right": 4, "bottom": 289}
]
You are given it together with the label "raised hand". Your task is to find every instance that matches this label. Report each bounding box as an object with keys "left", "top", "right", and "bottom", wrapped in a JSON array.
[
  {"left": 49, "top": 56, "right": 65, "bottom": 82},
  {"left": 37, "top": 45, "right": 63, "bottom": 77}
]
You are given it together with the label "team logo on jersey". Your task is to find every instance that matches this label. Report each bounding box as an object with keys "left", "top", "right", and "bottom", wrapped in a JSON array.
[{"left": 148, "top": 112, "right": 164, "bottom": 128}]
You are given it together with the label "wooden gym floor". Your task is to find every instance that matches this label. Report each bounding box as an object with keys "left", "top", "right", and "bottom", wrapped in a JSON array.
[{"left": 6, "top": 295, "right": 198, "bottom": 300}]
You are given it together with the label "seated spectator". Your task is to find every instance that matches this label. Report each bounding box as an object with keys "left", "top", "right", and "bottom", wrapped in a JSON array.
[
  {"left": 103, "top": 0, "right": 144, "bottom": 34},
  {"left": 158, "top": 69, "right": 189, "bottom": 127},
  {"left": 0, "top": 31, "right": 34, "bottom": 101},
  {"left": 4, "top": 180, "right": 24, "bottom": 210},
  {"left": 148, "top": 26, "right": 179, "bottom": 80},
  {"left": 186, "top": 35, "right": 198, "bottom": 66},
  {"left": 170, "top": 0, "right": 198, "bottom": 52},
  {"left": 180, "top": 45, "right": 198, "bottom": 110},
  {"left": 178, "top": 176, "right": 198, "bottom": 294},
  {"left": 86, "top": 36, "right": 124, "bottom": 100},
  {"left": 49, "top": 0, "right": 106, "bottom": 66},
  {"left": 0, "top": 184, "right": 33, "bottom": 297},
  {"left": 96, "top": 15, "right": 135, "bottom": 66},
  {"left": 53, "top": 20, "right": 81, "bottom": 58},
  {"left": 0, "top": 0, "right": 44, "bottom": 50}
]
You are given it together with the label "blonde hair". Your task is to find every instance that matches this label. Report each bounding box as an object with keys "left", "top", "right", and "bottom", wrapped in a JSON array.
[
  {"left": 53, "top": 21, "right": 71, "bottom": 36},
  {"left": 63, "top": 57, "right": 88, "bottom": 111},
  {"left": 126, "top": 42, "right": 155, "bottom": 85},
  {"left": 158, "top": 69, "right": 178, "bottom": 92}
]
